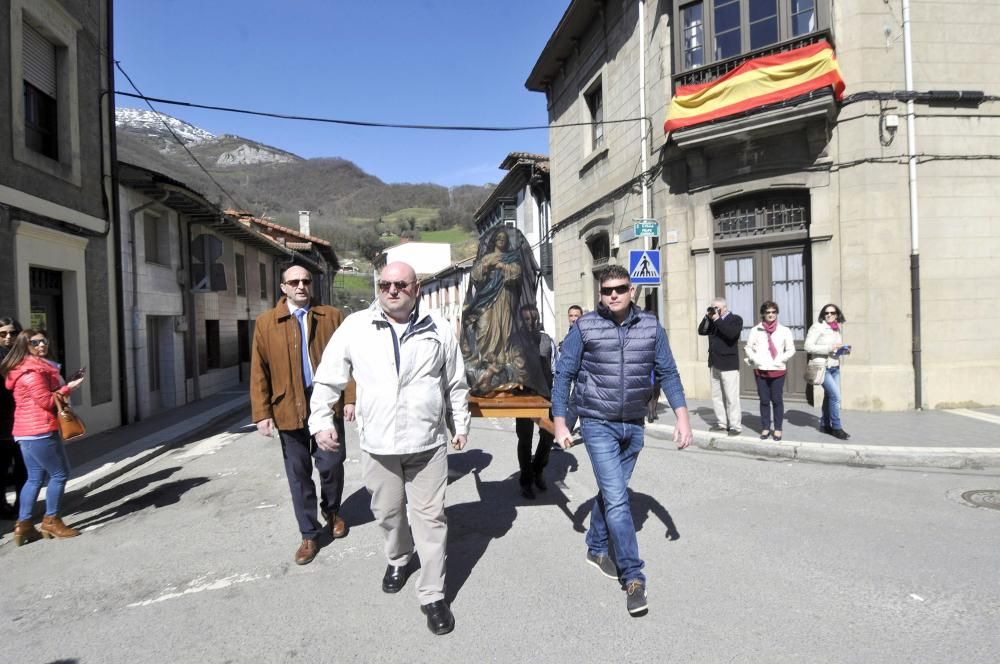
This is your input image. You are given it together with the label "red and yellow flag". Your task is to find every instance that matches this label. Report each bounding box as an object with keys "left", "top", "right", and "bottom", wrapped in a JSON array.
[{"left": 664, "top": 40, "right": 845, "bottom": 133}]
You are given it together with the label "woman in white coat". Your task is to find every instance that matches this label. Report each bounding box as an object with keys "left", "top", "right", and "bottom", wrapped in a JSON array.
[
  {"left": 804, "top": 303, "right": 850, "bottom": 440},
  {"left": 745, "top": 301, "right": 796, "bottom": 441}
]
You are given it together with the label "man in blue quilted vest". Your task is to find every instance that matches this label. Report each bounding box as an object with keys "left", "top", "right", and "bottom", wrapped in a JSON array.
[{"left": 552, "top": 264, "right": 693, "bottom": 617}]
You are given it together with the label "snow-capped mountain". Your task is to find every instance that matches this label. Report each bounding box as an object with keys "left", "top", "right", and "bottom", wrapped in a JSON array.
[
  {"left": 115, "top": 107, "right": 301, "bottom": 167},
  {"left": 115, "top": 107, "right": 215, "bottom": 145}
]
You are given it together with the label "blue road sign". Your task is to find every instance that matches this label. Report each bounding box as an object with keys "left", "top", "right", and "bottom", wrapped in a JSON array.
[{"left": 629, "top": 249, "right": 660, "bottom": 285}]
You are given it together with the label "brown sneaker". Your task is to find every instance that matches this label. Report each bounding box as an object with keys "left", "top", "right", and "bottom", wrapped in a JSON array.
[
  {"left": 13, "top": 520, "right": 43, "bottom": 546},
  {"left": 39, "top": 515, "right": 80, "bottom": 539},
  {"left": 295, "top": 538, "right": 319, "bottom": 565}
]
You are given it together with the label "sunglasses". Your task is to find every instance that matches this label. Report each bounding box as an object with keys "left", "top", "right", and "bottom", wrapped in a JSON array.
[
  {"left": 377, "top": 280, "right": 413, "bottom": 293},
  {"left": 599, "top": 284, "right": 630, "bottom": 296},
  {"left": 823, "top": 310, "right": 838, "bottom": 316},
  {"left": 30, "top": 338, "right": 49, "bottom": 347},
  {"left": 284, "top": 278, "right": 312, "bottom": 287},
  {"left": 0, "top": 330, "right": 15, "bottom": 338}
]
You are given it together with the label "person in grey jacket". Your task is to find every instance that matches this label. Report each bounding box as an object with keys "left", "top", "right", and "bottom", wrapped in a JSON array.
[
  {"left": 552, "top": 265, "right": 692, "bottom": 617},
  {"left": 309, "top": 261, "right": 470, "bottom": 636}
]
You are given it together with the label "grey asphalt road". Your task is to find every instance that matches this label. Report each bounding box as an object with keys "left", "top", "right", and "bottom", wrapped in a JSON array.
[{"left": 2, "top": 417, "right": 999, "bottom": 663}]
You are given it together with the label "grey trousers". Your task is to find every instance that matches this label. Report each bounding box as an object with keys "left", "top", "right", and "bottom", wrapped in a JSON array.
[
  {"left": 710, "top": 367, "right": 742, "bottom": 430},
  {"left": 362, "top": 444, "right": 448, "bottom": 604}
]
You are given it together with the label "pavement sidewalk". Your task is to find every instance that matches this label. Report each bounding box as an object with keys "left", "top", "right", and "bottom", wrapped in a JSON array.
[
  {"left": 646, "top": 395, "right": 1000, "bottom": 469},
  {"left": 3, "top": 389, "right": 251, "bottom": 511}
]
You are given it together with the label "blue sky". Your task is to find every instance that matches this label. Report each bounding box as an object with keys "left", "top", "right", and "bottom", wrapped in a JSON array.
[{"left": 114, "top": 1, "right": 568, "bottom": 186}]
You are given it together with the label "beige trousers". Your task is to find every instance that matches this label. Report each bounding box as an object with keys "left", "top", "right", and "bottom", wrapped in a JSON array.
[
  {"left": 362, "top": 444, "right": 448, "bottom": 604},
  {"left": 710, "top": 367, "right": 742, "bottom": 431}
]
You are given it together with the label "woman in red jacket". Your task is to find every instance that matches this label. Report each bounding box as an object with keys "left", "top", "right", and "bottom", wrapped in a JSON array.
[{"left": 0, "top": 329, "right": 85, "bottom": 545}]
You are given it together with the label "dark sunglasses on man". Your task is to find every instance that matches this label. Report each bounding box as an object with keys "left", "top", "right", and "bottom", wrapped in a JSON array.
[
  {"left": 284, "top": 278, "right": 311, "bottom": 287},
  {"left": 599, "top": 284, "right": 630, "bottom": 296},
  {"left": 377, "top": 280, "right": 413, "bottom": 293}
]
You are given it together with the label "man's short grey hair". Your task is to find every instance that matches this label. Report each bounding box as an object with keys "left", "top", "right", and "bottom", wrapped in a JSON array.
[{"left": 712, "top": 297, "right": 727, "bottom": 307}]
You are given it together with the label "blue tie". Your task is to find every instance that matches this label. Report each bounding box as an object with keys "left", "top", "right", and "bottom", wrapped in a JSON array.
[{"left": 294, "top": 308, "right": 313, "bottom": 388}]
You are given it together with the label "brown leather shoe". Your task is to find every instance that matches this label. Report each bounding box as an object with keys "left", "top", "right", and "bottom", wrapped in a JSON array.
[
  {"left": 295, "top": 538, "right": 319, "bottom": 565},
  {"left": 13, "top": 520, "right": 42, "bottom": 546},
  {"left": 39, "top": 515, "right": 80, "bottom": 539},
  {"left": 330, "top": 515, "right": 348, "bottom": 539}
]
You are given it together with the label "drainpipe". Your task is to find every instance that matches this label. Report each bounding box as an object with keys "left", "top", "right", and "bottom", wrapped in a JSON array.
[
  {"left": 105, "top": 0, "right": 129, "bottom": 426},
  {"left": 902, "top": 0, "right": 923, "bottom": 410},
  {"left": 128, "top": 194, "right": 168, "bottom": 422},
  {"left": 637, "top": 0, "right": 664, "bottom": 327}
]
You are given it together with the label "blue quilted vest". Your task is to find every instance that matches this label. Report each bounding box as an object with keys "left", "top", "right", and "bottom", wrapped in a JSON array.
[{"left": 574, "top": 305, "right": 658, "bottom": 422}]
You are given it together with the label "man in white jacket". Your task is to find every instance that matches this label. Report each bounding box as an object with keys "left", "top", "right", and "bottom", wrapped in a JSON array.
[{"left": 309, "top": 261, "right": 470, "bottom": 636}]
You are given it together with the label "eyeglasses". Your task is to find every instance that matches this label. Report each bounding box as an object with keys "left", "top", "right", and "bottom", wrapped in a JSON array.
[
  {"left": 377, "top": 280, "right": 413, "bottom": 293},
  {"left": 0, "top": 331, "right": 15, "bottom": 338},
  {"left": 599, "top": 284, "right": 630, "bottom": 296},
  {"left": 283, "top": 278, "right": 312, "bottom": 287},
  {"left": 823, "top": 310, "right": 838, "bottom": 317},
  {"left": 29, "top": 338, "right": 49, "bottom": 347}
]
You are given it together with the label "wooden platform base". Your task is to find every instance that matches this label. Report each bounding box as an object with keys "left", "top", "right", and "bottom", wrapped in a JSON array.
[{"left": 468, "top": 395, "right": 554, "bottom": 434}]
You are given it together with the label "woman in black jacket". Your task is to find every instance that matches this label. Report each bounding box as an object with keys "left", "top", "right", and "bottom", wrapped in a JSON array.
[{"left": 0, "top": 317, "right": 27, "bottom": 521}]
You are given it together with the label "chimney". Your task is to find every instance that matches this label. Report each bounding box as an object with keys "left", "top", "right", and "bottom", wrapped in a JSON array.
[{"left": 298, "top": 210, "right": 311, "bottom": 237}]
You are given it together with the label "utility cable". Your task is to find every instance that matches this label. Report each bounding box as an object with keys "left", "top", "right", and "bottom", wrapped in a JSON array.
[
  {"left": 115, "top": 63, "right": 248, "bottom": 213},
  {"left": 115, "top": 90, "right": 648, "bottom": 133}
]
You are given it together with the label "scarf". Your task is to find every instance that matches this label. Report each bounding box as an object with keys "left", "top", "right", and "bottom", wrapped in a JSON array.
[
  {"left": 762, "top": 319, "right": 778, "bottom": 359},
  {"left": 829, "top": 321, "right": 840, "bottom": 332}
]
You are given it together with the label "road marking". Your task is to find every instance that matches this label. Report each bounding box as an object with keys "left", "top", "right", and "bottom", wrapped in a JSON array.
[
  {"left": 944, "top": 409, "right": 1000, "bottom": 426},
  {"left": 127, "top": 572, "right": 270, "bottom": 607}
]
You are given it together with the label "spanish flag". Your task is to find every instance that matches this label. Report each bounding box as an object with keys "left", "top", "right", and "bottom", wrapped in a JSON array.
[{"left": 664, "top": 40, "right": 845, "bottom": 133}]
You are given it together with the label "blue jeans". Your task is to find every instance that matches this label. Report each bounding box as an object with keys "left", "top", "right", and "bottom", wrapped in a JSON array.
[
  {"left": 17, "top": 432, "right": 71, "bottom": 521},
  {"left": 820, "top": 366, "right": 843, "bottom": 430},
  {"left": 580, "top": 418, "right": 645, "bottom": 584}
]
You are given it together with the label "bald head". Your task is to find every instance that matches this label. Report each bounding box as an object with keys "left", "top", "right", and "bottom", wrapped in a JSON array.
[{"left": 377, "top": 261, "right": 419, "bottom": 323}]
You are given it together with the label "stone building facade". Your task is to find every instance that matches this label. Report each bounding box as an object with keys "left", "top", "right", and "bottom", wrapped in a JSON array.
[{"left": 527, "top": 0, "right": 1000, "bottom": 410}]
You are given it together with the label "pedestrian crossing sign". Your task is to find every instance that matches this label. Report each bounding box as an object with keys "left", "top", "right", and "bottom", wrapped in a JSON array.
[{"left": 628, "top": 249, "right": 661, "bottom": 285}]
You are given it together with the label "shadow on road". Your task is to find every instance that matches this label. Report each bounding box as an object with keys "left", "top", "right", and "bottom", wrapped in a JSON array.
[
  {"left": 338, "top": 486, "right": 375, "bottom": 530},
  {"left": 71, "top": 466, "right": 209, "bottom": 529},
  {"left": 569, "top": 488, "right": 680, "bottom": 542}
]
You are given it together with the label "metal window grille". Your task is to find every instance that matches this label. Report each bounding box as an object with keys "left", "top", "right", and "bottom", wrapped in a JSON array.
[{"left": 713, "top": 193, "right": 809, "bottom": 240}]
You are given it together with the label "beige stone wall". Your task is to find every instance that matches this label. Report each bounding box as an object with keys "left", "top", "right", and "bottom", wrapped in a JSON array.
[{"left": 540, "top": 0, "right": 1000, "bottom": 409}]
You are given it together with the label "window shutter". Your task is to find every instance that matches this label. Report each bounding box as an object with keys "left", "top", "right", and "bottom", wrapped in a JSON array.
[{"left": 23, "top": 23, "right": 57, "bottom": 98}]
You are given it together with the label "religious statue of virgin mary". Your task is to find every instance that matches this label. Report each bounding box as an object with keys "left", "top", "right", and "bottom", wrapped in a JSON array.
[{"left": 460, "top": 226, "right": 550, "bottom": 398}]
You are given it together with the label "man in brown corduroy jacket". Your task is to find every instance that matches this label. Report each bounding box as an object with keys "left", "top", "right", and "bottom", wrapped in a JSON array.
[{"left": 250, "top": 264, "right": 356, "bottom": 565}]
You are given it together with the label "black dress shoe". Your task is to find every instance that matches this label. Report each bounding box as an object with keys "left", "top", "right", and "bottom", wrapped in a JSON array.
[
  {"left": 533, "top": 473, "right": 547, "bottom": 492},
  {"left": 830, "top": 428, "right": 850, "bottom": 440},
  {"left": 382, "top": 562, "right": 412, "bottom": 594},
  {"left": 420, "top": 600, "right": 455, "bottom": 635}
]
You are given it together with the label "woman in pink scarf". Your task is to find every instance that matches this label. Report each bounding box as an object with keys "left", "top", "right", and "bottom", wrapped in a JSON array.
[{"left": 745, "top": 301, "right": 796, "bottom": 440}]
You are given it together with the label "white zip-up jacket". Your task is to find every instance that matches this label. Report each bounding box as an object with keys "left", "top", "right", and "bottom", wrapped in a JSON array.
[
  {"left": 744, "top": 322, "right": 796, "bottom": 371},
  {"left": 308, "top": 303, "right": 471, "bottom": 455},
  {"left": 804, "top": 321, "right": 845, "bottom": 368}
]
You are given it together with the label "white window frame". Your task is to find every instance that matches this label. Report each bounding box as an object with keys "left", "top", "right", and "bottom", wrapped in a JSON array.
[{"left": 8, "top": 0, "right": 82, "bottom": 185}]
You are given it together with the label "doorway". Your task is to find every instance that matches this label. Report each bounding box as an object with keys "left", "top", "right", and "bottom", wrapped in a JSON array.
[{"left": 29, "top": 267, "right": 66, "bottom": 368}]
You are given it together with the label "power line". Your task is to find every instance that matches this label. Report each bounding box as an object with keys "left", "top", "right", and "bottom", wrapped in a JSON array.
[
  {"left": 115, "top": 63, "right": 247, "bottom": 212},
  {"left": 115, "top": 90, "right": 648, "bottom": 133}
]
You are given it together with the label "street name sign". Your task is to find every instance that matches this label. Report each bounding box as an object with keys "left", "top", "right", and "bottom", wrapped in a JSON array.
[{"left": 633, "top": 220, "right": 659, "bottom": 238}]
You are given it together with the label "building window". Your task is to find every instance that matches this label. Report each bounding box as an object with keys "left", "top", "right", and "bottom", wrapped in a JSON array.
[
  {"left": 235, "top": 254, "right": 246, "bottom": 297},
  {"left": 22, "top": 22, "right": 59, "bottom": 160},
  {"left": 713, "top": 191, "right": 809, "bottom": 240},
  {"left": 144, "top": 211, "right": 169, "bottom": 265},
  {"left": 259, "top": 263, "right": 268, "bottom": 299},
  {"left": 676, "top": 0, "right": 823, "bottom": 73},
  {"left": 585, "top": 83, "right": 604, "bottom": 150},
  {"left": 147, "top": 316, "right": 161, "bottom": 392},
  {"left": 205, "top": 320, "right": 221, "bottom": 370}
]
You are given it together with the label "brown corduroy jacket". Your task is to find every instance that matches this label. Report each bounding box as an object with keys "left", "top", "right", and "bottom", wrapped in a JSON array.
[{"left": 250, "top": 297, "right": 355, "bottom": 431}]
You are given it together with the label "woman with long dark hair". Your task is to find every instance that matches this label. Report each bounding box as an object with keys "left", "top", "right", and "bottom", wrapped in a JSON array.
[
  {"left": 0, "top": 317, "right": 27, "bottom": 521},
  {"left": 744, "top": 301, "right": 796, "bottom": 441},
  {"left": 805, "top": 304, "right": 851, "bottom": 439},
  {"left": 0, "top": 329, "right": 86, "bottom": 545}
]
